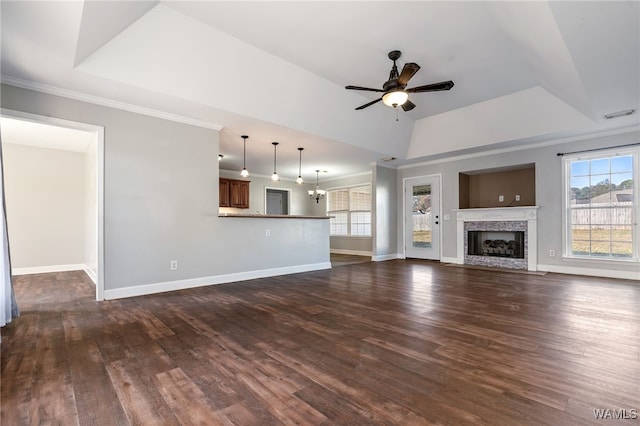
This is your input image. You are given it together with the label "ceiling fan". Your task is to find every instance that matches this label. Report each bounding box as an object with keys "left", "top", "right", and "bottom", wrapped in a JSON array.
[{"left": 345, "top": 50, "right": 454, "bottom": 111}]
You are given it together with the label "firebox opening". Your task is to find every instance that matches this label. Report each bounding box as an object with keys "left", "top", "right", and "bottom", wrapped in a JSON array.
[{"left": 468, "top": 231, "right": 524, "bottom": 259}]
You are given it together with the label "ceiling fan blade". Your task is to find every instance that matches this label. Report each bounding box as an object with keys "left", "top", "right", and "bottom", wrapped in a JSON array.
[
  {"left": 345, "top": 85, "right": 385, "bottom": 92},
  {"left": 355, "top": 97, "right": 383, "bottom": 110},
  {"left": 401, "top": 99, "right": 416, "bottom": 112},
  {"left": 398, "top": 63, "right": 420, "bottom": 86},
  {"left": 407, "top": 80, "right": 454, "bottom": 93}
]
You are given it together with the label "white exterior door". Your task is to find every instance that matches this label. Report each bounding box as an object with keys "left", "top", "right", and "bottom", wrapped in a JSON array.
[{"left": 405, "top": 176, "right": 441, "bottom": 260}]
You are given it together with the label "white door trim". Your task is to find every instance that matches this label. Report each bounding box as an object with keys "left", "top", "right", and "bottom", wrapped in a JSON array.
[
  {"left": 1, "top": 108, "right": 106, "bottom": 301},
  {"left": 402, "top": 173, "right": 443, "bottom": 260}
]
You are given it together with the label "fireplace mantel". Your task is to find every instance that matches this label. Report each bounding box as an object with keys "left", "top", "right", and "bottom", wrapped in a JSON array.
[
  {"left": 455, "top": 206, "right": 539, "bottom": 222},
  {"left": 453, "top": 206, "right": 540, "bottom": 271}
]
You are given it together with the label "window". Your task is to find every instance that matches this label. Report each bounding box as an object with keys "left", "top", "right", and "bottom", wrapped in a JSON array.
[
  {"left": 327, "top": 185, "right": 371, "bottom": 236},
  {"left": 564, "top": 147, "right": 638, "bottom": 260}
]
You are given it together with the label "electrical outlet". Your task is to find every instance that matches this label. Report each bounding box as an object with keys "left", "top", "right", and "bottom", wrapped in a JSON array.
[
  {"left": 170, "top": 260, "right": 178, "bottom": 270},
  {"left": 265, "top": 229, "right": 271, "bottom": 237},
  {"left": 549, "top": 250, "right": 556, "bottom": 257},
  {"left": 515, "top": 195, "right": 521, "bottom": 201},
  {"left": 499, "top": 195, "right": 505, "bottom": 202}
]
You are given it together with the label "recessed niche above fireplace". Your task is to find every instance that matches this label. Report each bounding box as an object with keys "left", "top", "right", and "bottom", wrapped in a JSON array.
[{"left": 459, "top": 164, "right": 535, "bottom": 209}]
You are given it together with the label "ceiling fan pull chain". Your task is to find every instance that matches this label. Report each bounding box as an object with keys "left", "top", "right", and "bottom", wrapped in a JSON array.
[{"left": 396, "top": 108, "right": 399, "bottom": 122}]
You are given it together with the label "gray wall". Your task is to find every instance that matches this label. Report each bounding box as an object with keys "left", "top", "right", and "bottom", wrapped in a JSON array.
[
  {"left": 1, "top": 84, "right": 330, "bottom": 294},
  {"left": 324, "top": 172, "right": 373, "bottom": 254},
  {"left": 373, "top": 165, "right": 398, "bottom": 258},
  {"left": 4, "top": 143, "right": 85, "bottom": 268},
  {"left": 397, "top": 129, "right": 640, "bottom": 277}
]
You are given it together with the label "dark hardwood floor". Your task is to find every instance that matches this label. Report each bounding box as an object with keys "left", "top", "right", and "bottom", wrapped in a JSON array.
[
  {"left": 2, "top": 261, "right": 639, "bottom": 425},
  {"left": 330, "top": 253, "right": 371, "bottom": 267}
]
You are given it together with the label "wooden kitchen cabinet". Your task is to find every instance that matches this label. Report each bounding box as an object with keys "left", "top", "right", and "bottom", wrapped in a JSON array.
[
  {"left": 230, "top": 180, "right": 250, "bottom": 208},
  {"left": 219, "top": 178, "right": 250, "bottom": 208},
  {"left": 219, "top": 179, "right": 230, "bottom": 207}
]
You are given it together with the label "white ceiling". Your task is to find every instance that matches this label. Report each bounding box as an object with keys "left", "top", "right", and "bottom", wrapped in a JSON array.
[{"left": 1, "top": 1, "right": 638, "bottom": 180}]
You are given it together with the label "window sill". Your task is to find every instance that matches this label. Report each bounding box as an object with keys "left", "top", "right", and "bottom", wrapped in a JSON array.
[{"left": 562, "top": 255, "right": 639, "bottom": 265}]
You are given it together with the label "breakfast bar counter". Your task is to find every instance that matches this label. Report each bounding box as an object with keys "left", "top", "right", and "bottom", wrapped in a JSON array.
[{"left": 219, "top": 214, "right": 331, "bottom": 219}]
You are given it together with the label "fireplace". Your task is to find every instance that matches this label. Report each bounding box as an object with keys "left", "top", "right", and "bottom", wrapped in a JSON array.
[
  {"left": 454, "top": 207, "right": 539, "bottom": 271},
  {"left": 468, "top": 231, "right": 524, "bottom": 258}
]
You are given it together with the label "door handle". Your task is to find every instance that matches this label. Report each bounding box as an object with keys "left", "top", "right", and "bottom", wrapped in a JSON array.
[{"left": 435, "top": 221, "right": 439, "bottom": 225}]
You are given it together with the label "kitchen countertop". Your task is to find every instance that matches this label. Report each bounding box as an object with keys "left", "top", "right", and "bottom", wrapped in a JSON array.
[{"left": 219, "top": 214, "right": 331, "bottom": 219}]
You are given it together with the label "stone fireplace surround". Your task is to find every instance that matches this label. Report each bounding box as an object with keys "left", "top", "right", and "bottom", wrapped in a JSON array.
[{"left": 454, "top": 206, "right": 539, "bottom": 271}]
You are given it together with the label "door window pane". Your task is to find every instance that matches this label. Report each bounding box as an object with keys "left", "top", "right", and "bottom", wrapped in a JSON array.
[{"left": 412, "top": 185, "right": 432, "bottom": 248}]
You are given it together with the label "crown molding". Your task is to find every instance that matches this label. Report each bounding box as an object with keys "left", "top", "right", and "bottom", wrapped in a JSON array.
[{"left": 1, "top": 75, "right": 224, "bottom": 131}]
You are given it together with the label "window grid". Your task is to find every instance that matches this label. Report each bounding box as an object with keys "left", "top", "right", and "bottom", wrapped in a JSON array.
[
  {"left": 327, "top": 185, "right": 372, "bottom": 236},
  {"left": 565, "top": 149, "right": 637, "bottom": 260}
]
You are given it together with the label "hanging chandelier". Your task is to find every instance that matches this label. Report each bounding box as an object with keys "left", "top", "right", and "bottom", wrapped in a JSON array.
[{"left": 308, "top": 170, "right": 326, "bottom": 203}]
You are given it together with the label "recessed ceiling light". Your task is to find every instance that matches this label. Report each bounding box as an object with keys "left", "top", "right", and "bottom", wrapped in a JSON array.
[{"left": 604, "top": 109, "right": 635, "bottom": 120}]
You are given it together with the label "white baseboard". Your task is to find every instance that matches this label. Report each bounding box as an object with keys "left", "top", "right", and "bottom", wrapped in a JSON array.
[
  {"left": 12, "top": 263, "right": 85, "bottom": 276},
  {"left": 330, "top": 249, "right": 373, "bottom": 256},
  {"left": 537, "top": 263, "right": 640, "bottom": 281},
  {"left": 372, "top": 253, "right": 402, "bottom": 262},
  {"left": 103, "top": 262, "right": 332, "bottom": 300},
  {"left": 440, "top": 256, "right": 462, "bottom": 264},
  {"left": 83, "top": 266, "right": 97, "bottom": 285}
]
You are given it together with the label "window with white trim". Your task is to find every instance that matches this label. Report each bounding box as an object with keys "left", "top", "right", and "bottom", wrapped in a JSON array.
[
  {"left": 563, "top": 147, "right": 638, "bottom": 260},
  {"left": 327, "top": 185, "right": 371, "bottom": 236}
]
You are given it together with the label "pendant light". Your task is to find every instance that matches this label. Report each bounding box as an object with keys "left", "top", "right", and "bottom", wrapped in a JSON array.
[
  {"left": 271, "top": 142, "right": 280, "bottom": 181},
  {"left": 296, "top": 147, "right": 304, "bottom": 184},
  {"left": 308, "top": 170, "right": 326, "bottom": 203},
  {"left": 240, "top": 135, "right": 249, "bottom": 177}
]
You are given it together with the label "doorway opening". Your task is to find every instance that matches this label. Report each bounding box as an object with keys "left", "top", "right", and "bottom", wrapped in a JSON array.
[
  {"left": 265, "top": 188, "right": 290, "bottom": 215},
  {"left": 0, "top": 109, "right": 105, "bottom": 301}
]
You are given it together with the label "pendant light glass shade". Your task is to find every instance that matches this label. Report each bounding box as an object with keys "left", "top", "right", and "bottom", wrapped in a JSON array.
[
  {"left": 296, "top": 147, "right": 304, "bottom": 184},
  {"left": 271, "top": 142, "right": 280, "bottom": 181},
  {"left": 240, "top": 135, "right": 249, "bottom": 177}
]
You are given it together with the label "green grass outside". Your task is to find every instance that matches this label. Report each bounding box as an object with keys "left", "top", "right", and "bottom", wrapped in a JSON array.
[{"left": 571, "top": 228, "right": 633, "bottom": 256}]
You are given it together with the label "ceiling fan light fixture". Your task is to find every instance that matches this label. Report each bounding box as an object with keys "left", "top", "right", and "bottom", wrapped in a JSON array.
[{"left": 382, "top": 90, "right": 408, "bottom": 108}]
